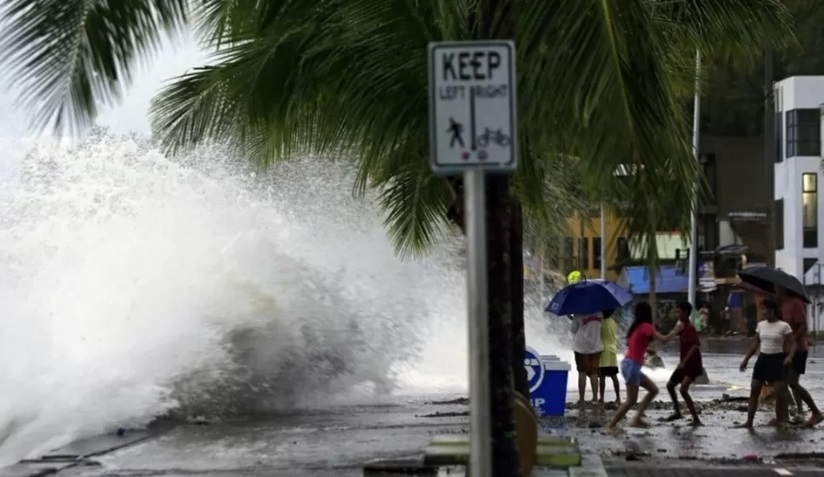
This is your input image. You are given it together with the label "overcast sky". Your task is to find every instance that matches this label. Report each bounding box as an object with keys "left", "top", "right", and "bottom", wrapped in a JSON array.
[{"left": 0, "top": 32, "right": 206, "bottom": 138}]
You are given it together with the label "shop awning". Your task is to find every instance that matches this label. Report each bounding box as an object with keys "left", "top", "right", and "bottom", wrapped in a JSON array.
[{"left": 618, "top": 265, "right": 688, "bottom": 295}]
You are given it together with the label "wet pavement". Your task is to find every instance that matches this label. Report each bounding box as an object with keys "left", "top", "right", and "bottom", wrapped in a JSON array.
[{"left": 6, "top": 347, "right": 824, "bottom": 476}]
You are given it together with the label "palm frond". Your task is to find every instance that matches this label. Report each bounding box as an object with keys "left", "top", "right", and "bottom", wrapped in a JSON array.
[
  {"left": 517, "top": 0, "right": 697, "bottom": 256},
  {"left": 0, "top": 0, "right": 189, "bottom": 135},
  {"left": 148, "top": 0, "right": 788, "bottom": 263},
  {"left": 150, "top": 65, "right": 242, "bottom": 150},
  {"left": 373, "top": 148, "right": 455, "bottom": 257}
]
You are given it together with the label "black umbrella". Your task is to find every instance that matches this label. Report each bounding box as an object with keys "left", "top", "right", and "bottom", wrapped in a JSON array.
[{"left": 736, "top": 265, "right": 811, "bottom": 304}]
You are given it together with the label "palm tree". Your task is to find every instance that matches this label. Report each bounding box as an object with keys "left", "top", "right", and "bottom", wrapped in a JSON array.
[{"left": 0, "top": 1, "right": 794, "bottom": 474}]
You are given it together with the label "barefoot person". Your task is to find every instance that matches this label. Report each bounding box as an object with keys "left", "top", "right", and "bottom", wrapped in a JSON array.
[
  {"left": 571, "top": 311, "right": 604, "bottom": 406},
  {"left": 776, "top": 285, "right": 823, "bottom": 426},
  {"left": 664, "top": 301, "right": 703, "bottom": 426},
  {"left": 607, "top": 302, "right": 676, "bottom": 433},
  {"left": 738, "top": 298, "right": 795, "bottom": 429},
  {"left": 599, "top": 309, "right": 621, "bottom": 406}
]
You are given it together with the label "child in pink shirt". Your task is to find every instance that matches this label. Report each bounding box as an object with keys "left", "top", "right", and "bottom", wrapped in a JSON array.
[{"left": 607, "top": 301, "right": 678, "bottom": 433}]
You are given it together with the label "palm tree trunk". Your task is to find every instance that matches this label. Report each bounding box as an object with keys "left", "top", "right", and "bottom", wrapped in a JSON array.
[
  {"left": 510, "top": 201, "right": 528, "bottom": 398},
  {"left": 485, "top": 175, "right": 521, "bottom": 476},
  {"left": 473, "top": 3, "right": 520, "bottom": 475}
]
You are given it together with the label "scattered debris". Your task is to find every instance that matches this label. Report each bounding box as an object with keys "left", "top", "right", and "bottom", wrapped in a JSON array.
[
  {"left": 774, "top": 452, "right": 824, "bottom": 460},
  {"left": 427, "top": 398, "right": 469, "bottom": 406},
  {"left": 419, "top": 411, "right": 469, "bottom": 418},
  {"left": 186, "top": 415, "right": 210, "bottom": 425}
]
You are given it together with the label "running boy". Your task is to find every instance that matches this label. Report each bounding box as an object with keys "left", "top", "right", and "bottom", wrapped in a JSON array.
[
  {"left": 664, "top": 301, "right": 703, "bottom": 426},
  {"left": 599, "top": 309, "right": 621, "bottom": 406}
]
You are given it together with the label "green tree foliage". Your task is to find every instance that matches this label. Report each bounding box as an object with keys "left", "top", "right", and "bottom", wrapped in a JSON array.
[{"left": 702, "top": 0, "right": 823, "bottom": 137}]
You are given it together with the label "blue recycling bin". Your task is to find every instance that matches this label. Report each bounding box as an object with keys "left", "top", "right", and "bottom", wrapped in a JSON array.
[{"left": 524, "top": 346, "right": 570, "bottom": 417}]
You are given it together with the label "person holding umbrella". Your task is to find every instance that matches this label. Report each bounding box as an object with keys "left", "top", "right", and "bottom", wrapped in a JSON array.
[
  {"left": 776, "top": 285, "right": 823, "bottom": 427},
  {"left": 571, "top": 311, "right": 604, "bottom": 406},
  {"left": 546, "top": 279, "right": 634, "bottom": 408},
  {"left": 736, "top": 265, "right": 822, "bottom": 427}
]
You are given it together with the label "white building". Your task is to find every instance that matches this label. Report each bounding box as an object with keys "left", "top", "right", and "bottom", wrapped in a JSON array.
[
  {"left": 774, "top": 76, "right": 823, "bottom": 278},
  {"left": 774, "top": 76, "right": 824, "bottom": 332}
]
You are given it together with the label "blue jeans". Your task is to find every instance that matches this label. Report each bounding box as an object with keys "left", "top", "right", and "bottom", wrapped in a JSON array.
[{"left": 620, "top": 358, "right": 644, "bottom": 386}]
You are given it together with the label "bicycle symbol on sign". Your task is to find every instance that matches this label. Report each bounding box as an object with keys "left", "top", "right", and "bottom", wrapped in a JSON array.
[{"left": 476, "top": 128, "right": 511, "bottom": 148}]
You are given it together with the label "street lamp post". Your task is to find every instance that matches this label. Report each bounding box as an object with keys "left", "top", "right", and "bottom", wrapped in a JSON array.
[
  {"left": 687, "top": 50, "right": 702, "bottom": 307},
  {"left": 600, "top": 202, "right": 607, "bottom": 280}
]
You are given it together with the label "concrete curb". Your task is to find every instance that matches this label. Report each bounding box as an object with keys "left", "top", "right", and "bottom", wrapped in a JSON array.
[{"left": 569, "top": 453, "right": 608, "bottom": 477}]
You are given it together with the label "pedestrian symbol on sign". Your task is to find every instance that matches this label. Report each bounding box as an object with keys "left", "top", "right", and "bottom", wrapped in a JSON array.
[
  {"left": 447, "top": 118, "right": 464, "bottom": 148},
  {"left": 524, "top": 346, "right": 545, "bottom": 393}
]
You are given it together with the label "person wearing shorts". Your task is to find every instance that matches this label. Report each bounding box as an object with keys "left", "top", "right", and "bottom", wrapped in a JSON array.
[
  {"left": 571, "top": 312, "right": 603, "bottom": 406},
  {"left": 778, "top": 288, "right": 823, "bottom": 427},
  {"left": 664, "top": 301, "right": 703, "bottom": 425},
  {"left": 738, "top": 298, "right": 795, "bottom": 428},
  {"left": 607, "top": 302, "right": 677, "bottom": 433}
]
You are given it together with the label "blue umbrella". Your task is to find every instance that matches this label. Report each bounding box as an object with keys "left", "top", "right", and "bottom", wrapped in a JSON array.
[{"left": 545, "top": 279, "right": 633, "bottom": 316}]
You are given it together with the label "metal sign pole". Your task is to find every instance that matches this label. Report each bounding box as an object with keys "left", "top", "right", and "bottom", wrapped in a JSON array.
[{"left": 465, "top": 167, "right": 491, "bottom": 476}]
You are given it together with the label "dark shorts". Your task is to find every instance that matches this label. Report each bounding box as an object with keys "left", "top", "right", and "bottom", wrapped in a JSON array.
[
  {"left": 599, "top": 366, "right": 619, "bottom": 377},
  {"left": 668, "top": 365, "right": 703, "bottom": 385},
  {"left": 574, "top": 352, "right": 601, "bottom": 375},
  {"left": 753, "top": 352, "right": 786, "bottom": 383},
  {"left": 786, "top": 350, "right": 808, "bottom": 375}
]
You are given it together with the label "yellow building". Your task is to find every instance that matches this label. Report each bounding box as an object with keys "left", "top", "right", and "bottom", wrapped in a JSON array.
[
  {"left": 526, "top": 206, "right": 689, "bottom": 284},
  {"left": 549, "top": 208, "right": 689, "bottom": 282},
  {"left": 557, "top": 209, "right": 625, "bottom": 282}
]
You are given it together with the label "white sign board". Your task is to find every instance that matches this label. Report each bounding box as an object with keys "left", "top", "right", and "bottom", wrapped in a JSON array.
[{"left": 428, "top": 41, "right": 517, "bottom": 175}]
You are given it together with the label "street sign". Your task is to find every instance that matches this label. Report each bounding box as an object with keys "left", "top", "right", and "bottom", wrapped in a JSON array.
[{"left": 428, "top": 41, "right": 517, "bottom": 174}]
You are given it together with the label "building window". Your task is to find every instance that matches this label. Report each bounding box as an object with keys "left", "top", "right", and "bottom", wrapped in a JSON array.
[
  {"left": 803, "top": 173, "right": 818, "bottom": 248},
  {"left": 804, "top": 258, "right": 818, "bottom": 275},
  {"left": 578, "top": 237, "right": 589, "bottom": 270},
  {"left": 701, "top": 153, "right": 717, "bottom": 202},
  {"left": 616, "top": 237, "right": 630, "bottom": 264},
  {"left": 776, "top": 198, "right": 784, "bottom": 250},
  {"left": 786, "top": 109, "right": 821, "bottom": 157},
  {"left": 700, "top": 215, "right": 719, "bottom": 251},
  {"left": 593, "top": 237, "right": 602, "bottom": 271},
  {"left": 563, "top": 237, "right": 574, "bottom": 271},
  {"left": 775, "top": 111, "right": 783, "bottom": 163}
]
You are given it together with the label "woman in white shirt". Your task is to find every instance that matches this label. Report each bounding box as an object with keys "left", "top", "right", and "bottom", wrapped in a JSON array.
[
  {"left": 570, "top": 312, "right": 604, "bottom": 406},
  {"left": 738, "top": 298, "right": 796, "bottom": 428}
]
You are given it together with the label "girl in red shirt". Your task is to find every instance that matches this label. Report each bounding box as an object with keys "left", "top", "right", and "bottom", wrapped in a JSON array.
[{"left": 607, "top": 301, "right": 678, "bottom": 433}]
